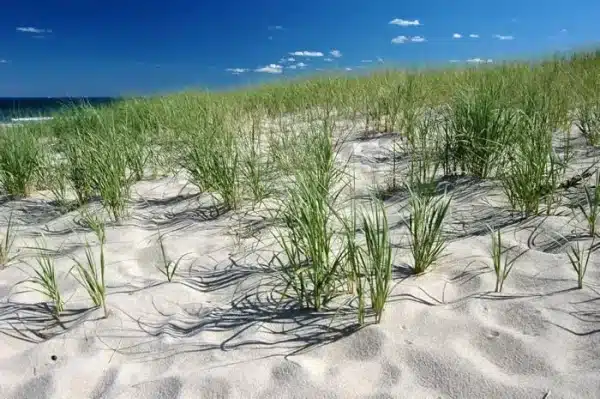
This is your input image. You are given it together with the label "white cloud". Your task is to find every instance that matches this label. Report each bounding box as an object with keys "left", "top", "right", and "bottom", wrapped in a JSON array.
[
  {"left": 330, "top": 49, "right": 342, "bottom": 58},
  {"left": 288, "top": 57, "right": 295, "bottom": 62},
  {"left": 288, "top": 62, "right": 308, "bottom": 70},
  {"left": 467, "top": 58, "right": 493, "bottom": 64},
  {"left": 361, "top": 59, "right": 373, "bottom": 63},
  {"left": 268, "top": 25, "right": 284, "bottom": 30},
  {"left": 391, "top": 35, "right": 408, "bottom": 44},
  {"left": 324, "top": 57, "right": 333, "bottom": 62},
  {"left": 255, "top": 64, "right": 283, "bottom": 74},
  {"left": 493, "top": 34, "right": 514, "bottom": 40},
  {"left": 289, "top": 51, "right": 324, "bottom": 57},
  {"left": 452, "top": 33, "right": 462, "bottom": 39},
  {"left": 389, "top": 19, "right": 420, "bottom": 27},
  {"left": 16, "top": 27, "right": 50, "bottom": 34},
  {"left": 226, "top": 68, "right": 248, "bottom": 74},
  {"left": 411, "top": 36, "right": 426, "bottom": 42},
  {"left": 345, "top": 67, "right": 352, "bottom": 71},
  {"left": 449, "top": 60, "right": 460, "bottom": 63},
  {"left": 560, "top": 28, "right": 568, "bottom": 33},
  {"left": 377, "top": 56, "right": 384, "bottom": 63},
  {"left": 469, "top": 33, "right": 479, "bottom": 38}
]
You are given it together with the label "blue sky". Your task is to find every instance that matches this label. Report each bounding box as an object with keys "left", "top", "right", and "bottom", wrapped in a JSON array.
[{"left": 0, "top": 0, "right": 598, "bottom": 97}]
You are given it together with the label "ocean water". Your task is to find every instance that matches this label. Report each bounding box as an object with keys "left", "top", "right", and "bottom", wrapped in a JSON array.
[{"left": 0, "top": 97, "right": 117, "bottom": 123}]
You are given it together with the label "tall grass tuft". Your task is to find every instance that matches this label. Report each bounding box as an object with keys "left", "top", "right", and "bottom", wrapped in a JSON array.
[
  {"left": 0, "top": 127, "right": 42, "bottom": 197},
  {"left": 357, "top": 198, "right": 393, "bottom": 323},
  {"left": 445, "top": 81, "right": 515, "bottom": 178},
  {"left": 274, "top": 114, "right": 348, "bottom": 311},
  {"left": 181, "top": 103, "right": 242, "bottom": 210},
  {"left": 407, "top": 189, "right": 451, "bottom": 274},
  {"left": 500, "top": 110, "right": 566, "bottom": 216}
]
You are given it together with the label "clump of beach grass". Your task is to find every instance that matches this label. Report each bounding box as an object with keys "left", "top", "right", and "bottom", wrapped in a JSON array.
[
  {"left": 500, "top": 108, "right": 567, "bottom": 216},
  {"left": 407, "top": 189, "right": 451, "bottom": 274},
  {"left": 444, "top": 77, "right": 515, "bottom": 179},
  {"left": 0, "top": 126, "right": 43, "bottom": 197},
  {"left": 180, "top": 102, "right": 242, "bottom": 210},
  {"left": 273, "top": 112, "right": 349, "bottom": 311},
  {"left": 356, "top": 198, "right": 393, "bottom": 323}
]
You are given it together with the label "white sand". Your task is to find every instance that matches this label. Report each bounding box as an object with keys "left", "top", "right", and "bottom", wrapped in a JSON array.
[{"left": 1, "top": 123, "right": 599, "bottom": 399}]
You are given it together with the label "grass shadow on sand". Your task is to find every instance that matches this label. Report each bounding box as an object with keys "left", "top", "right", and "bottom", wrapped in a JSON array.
[{"left": 0, "top": 301, "right": 97, "bottom": 343}]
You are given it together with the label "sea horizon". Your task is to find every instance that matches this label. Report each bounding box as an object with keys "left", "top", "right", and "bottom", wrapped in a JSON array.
[{"left": 0, "top": 96, "right": 119, "bottom": 122}]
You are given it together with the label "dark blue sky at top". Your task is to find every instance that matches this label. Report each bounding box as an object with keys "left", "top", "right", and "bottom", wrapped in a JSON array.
[{"left": 0, "top": 0, "right": 598, "bottom": 97}]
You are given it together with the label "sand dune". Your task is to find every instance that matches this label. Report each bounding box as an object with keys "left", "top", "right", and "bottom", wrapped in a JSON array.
[{"left": 1, "top": 122, "right": 599, "bottom": 399}]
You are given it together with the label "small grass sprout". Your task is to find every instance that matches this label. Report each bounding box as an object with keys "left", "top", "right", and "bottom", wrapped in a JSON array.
[
  {"left": 0, "top": 212, "right": 18, "bottom": 268},
  {"left": 489, "top": 227, "right": 526, "bottom": 293},
  {"left": 70, "top": 219, "right": 108, "bottom": 317},
  {"left": 157, "top": 230, "right": 189, "bottom": 282},
  {"left": 576, "top": 169, "right": 600, "bottom": 238},
  {"left": 567, "top": 237, "right": 594, "bottom": 289},
  {"left": 27, "top": 239, "right": 64, "bottom": 316}
]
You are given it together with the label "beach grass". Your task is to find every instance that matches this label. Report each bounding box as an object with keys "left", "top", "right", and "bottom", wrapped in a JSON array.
[{"left": 3, "top": 48, "right": 600, "bottom": 325}]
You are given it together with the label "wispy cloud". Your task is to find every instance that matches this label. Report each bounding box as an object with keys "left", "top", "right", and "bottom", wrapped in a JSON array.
[
  {"left": 469, "top": 33, "right": 479, "bottom": 38},
  {"left": 392, "top": 35, "right": 425, "bottom": 44},
  {"left": 268, "top": 25, "right": 284, "bottom": 30},
  {"left": 361, "top": 59, "right": 373, "bottom": 63},
  {"left": 449, "top": 60, "right": 460, "bottom": 63},
  {"left": 345, "top": 67, "right": 352, "bottom": 71},
  {"left": 452, "top": 33, "right": 462, "bottom": 39},
  {"left": 377, "top": 56, "right": 384, "bottom": 63},
  {"left": 288, "top": 62, "right": 308, "bottom": 70},
  {"left": 391, "top": 35, "right": 408, "bottom": 44},
  {"left": 0, "top": 59, "right": 9, "bottom": 64},
  {"left": 467, "top": 58, "right": 493, "bottom": 64},
  {"left": 226, "top": 68, "right": 249, "bottom": 75},
  {"left": 389, "top": 18, "right": 420, "bottom": 27},
  {"left": 16, "top": 27, "right": 51, "bottom": 34},
  {"left": 289, "top": 51, "right": 324, "bottom": 57},
  {"left": 493, "top": 34, "right": 514, "bottom": 40},
  {"left": 255, "top": 64, "right": 283, "bottom": 74},
  {"left": 560, "top": 28, "right": 568, "bottom": 33},
  {"left": 324, "top": 57, "right": 333, "bottom": 62},
  {"left": 330, "top": 49, "right": 342, "bottom": 58}
]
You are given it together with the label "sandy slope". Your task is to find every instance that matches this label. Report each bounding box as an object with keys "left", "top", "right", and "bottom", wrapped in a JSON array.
[{"left": 0, "top": 124, "right": 599, "bottom": 399}]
